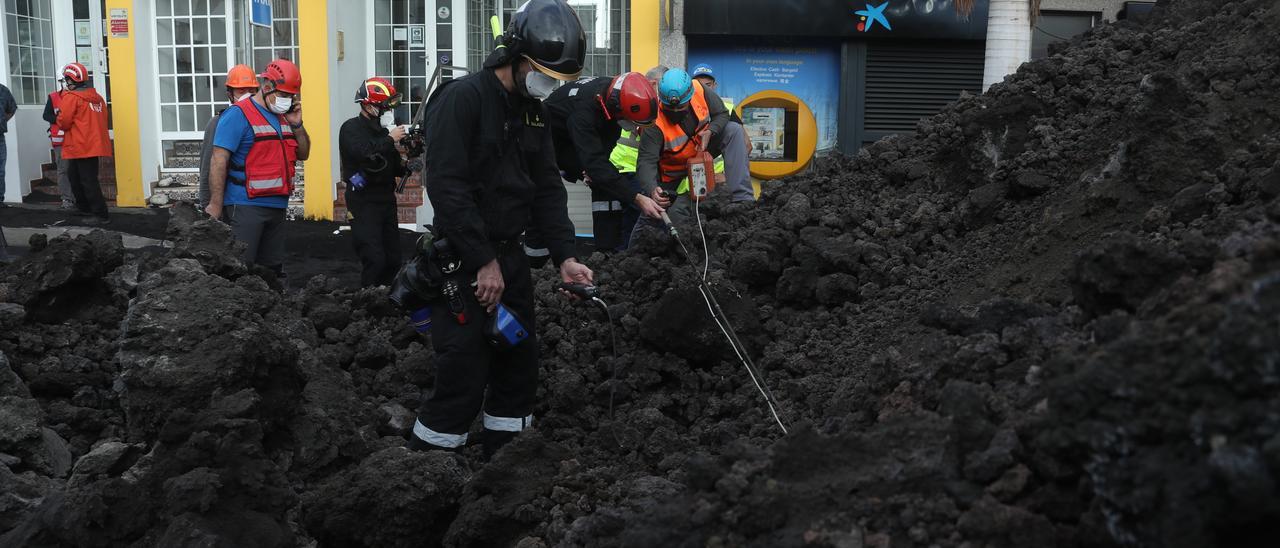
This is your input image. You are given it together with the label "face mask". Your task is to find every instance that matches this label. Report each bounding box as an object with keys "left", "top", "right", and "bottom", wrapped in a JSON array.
[
  {"left": 380, "top": 110, "right": 395, "bottom": 128},
  {"left": 269, "top": 94, "right": 293, "bottom": 114},
  {"left": 520, "top": 68, "right": 561, "bottom": 102},
  {"left": 231, "top": 91, "right": 252, "bottom": 104}
]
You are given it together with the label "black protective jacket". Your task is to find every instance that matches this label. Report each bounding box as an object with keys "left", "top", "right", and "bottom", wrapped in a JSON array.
[
  {"left": 543, "top": 77, "right": 638, "bottom": 205},
  {"left": 339, "top": 113, "right": 407, "bottom": 203},
  {"left": 420, "top": 69, "right": 576, "bottom": 272}
]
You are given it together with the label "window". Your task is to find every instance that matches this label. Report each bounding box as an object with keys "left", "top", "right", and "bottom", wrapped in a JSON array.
[
  {"left": 466, "top": 0, "right": 629, "bottom": 79},
  {"left": 1032, "top": 11, "right": 1099, "bottom": 59},
  {"left": 6, "top": 0, "right": 57, "bottom": 105},
  {"left": 155, "top": 0, "right": 232, "bottom": 168},
  {"left": 373, "top": 0, "right": 429, "bottom": 124},
  {"left": 250, "top": 0, "right": 297, "bottom": 69}
]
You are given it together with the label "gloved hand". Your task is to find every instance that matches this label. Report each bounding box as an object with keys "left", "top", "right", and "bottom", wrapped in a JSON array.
[{"left": 349, "top": 171, "right": 367, "bottom": 191}]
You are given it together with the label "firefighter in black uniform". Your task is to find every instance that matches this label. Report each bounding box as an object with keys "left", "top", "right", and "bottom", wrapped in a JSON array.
[
  {"left": 340, "top": 77, "right": 408, "bottom": 287},
  {"left": 404, "top": 0, "right": 592, "bottom": 458},
  {"left": 543, "top": 72, "right": 665, "bottom": 251}
]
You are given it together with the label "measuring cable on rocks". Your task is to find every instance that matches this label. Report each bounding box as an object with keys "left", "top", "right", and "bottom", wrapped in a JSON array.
[
  {"left": 558, "top": 283, "right": 623, "bottom": 420},
  {"left": 660, "top": 206, "right": 790, "bottom": 435}
]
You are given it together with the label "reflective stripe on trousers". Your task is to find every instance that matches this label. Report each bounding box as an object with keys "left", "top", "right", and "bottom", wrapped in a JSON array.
[
  {"left": 591, "top": 200, "right": 623, "bottom": 212},
  {"left": 483, "top": 413, "right": 533, "bottom": 432},
  {"left": 413, "top": 419, "right": 468, "bottom": 448}
]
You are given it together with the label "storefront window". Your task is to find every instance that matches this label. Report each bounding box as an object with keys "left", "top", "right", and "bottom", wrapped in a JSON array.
[
  {"left": 6, "top": 0, "right": 57, "bottom": 105},
  {"left": 1032, "top": 11, "right": 1099, "bottom": 59},
  {"left": 374, "top": 0, "right": 429, "bottom": 124},
  {"left": 466, "top": 0, "right": 629, "bottom": 78},
  {"left": 155, "top": 0, "right": 233, "bottom": 168},
  {"left": 251, "top": 0, "right": 297, "bottom": 69}
]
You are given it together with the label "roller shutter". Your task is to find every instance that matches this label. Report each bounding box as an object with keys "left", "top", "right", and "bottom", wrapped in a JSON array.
[{"left": 862, "top": 41, "right": 984, "bottom": 146}]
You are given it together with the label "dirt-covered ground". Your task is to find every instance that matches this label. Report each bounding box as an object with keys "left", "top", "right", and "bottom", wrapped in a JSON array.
[{"left": 4, "top": 0, "right": 1280, "bottom": 546}]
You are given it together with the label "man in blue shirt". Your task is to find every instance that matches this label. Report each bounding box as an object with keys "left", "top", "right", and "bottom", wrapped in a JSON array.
[{"left": 204, "top": 60, "right": 310, "bottom": 279}]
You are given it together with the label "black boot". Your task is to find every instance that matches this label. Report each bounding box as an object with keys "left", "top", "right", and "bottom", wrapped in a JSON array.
[{"left": 480, "top": 430, "right": 519, "bottom": 461}]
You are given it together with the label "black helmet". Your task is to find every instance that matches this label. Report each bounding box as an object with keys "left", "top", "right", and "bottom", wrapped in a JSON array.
[{"left": 507, "top": 0, "right": 586, "bottom": 80}]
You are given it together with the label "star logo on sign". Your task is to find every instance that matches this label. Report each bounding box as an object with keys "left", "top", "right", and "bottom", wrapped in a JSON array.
[{"left": 855, "top": 2, "right": 892, "bottom": 32}]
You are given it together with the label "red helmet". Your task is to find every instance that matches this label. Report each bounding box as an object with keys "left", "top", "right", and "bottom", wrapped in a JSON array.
[
  {"left": 260, "top": 59, "right": 301, "bottom": 94},
  {"left": 602, "top": 72, "right": 658, "bottom": 125},
  {"left": 355, "top": 77, "right": 401, "bottom": 109},
  {"left": 62, "top": 62, "right": 89, "bottom": 84}
]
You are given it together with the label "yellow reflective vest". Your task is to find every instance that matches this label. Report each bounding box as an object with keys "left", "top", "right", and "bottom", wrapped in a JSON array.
[{"left": 610, "top": 129, "right": 640, "bottom": 174}]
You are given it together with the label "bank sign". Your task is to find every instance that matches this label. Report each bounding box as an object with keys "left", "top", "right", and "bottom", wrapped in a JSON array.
[
  {"left": 685, "top": 0, "right": 990, "bottom": 41},
  {"left": 687, "top": 45, "right": 841, "bottom": 153}
]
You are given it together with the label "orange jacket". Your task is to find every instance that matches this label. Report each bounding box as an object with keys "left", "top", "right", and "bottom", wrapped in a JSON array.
[{"left": 55, "top": 88, "right": 113, "bottom": 159}]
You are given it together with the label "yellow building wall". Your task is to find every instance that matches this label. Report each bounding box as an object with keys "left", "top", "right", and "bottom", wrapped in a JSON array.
[
  {"left": 631, "top": 0, "right": 660, "bottom": 73},
  {"left": 298, "top": 1, "right": 334, "bottom": 220},
  {"left": 104, "top": 0, "right": 145, "bottom": 207}
]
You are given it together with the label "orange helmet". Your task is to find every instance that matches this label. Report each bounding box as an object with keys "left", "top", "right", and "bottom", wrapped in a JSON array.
[
  {"left": 62, "top": 62, "right": 89, "bottom": 84},
  {"left": 226, "top": 64, "right": 259, "bottom": 89},
  {"left": 260, "top": 59, "right": 301, "bottom": 94}
]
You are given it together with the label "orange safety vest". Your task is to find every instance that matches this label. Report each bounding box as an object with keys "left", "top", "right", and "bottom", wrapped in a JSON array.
[
  {"left": 654, "top": 80, "right": 711, "bottom": 185},
  {"left": 233, "top": 96, "right": 298, "bottom": 199},
  {"left": 48, "top": 91, "right": 65, "bottom": 147}
]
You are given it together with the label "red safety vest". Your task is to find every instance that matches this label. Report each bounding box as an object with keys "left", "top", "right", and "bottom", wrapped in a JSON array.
[
  {"left": 234, "top": 96, "right": 297, "bottom": 199},
  {"left": 654, "top": 80, "right": 711, "bottom": 185},
  {"left": 48, "top": 91, "right": 65, "bottom": 147}
]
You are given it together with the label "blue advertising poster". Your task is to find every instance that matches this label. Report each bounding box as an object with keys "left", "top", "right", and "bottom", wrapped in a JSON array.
[
  {"left": 687, "top": 43, "right": 840, "bottom": 153},
  {"left": 251, "top": 0, "right": 273, "bottom": 28}
]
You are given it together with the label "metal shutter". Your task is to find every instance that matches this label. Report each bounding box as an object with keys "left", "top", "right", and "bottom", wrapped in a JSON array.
[{"left": 863, "top": 42, "right": 984, "bottom": 145}]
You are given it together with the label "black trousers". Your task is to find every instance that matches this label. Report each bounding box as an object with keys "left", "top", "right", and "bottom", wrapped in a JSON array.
[
  {"left": 412, "top": 246, "right": 539, "bottom": 448},
  {"left": 67, "top": 157, "right": 107, "bottom": 218},
  {"left": 345, "top": 190, "right": 402, "bottom": 287}
]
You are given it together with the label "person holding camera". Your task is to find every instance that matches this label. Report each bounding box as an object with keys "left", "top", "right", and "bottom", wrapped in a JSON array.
[
  {"left": 340, "top": 77, "right": 408, "bottom": 287},
  {"left": 205, "top": 59, "right": 310, "bottom": 281}
]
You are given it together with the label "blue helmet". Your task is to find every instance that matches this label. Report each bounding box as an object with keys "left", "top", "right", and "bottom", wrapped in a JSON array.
[
  {"left": 658, "top": 68, "right": 694, "bottom": 107},
  {"left": 691, "top": 63, "right": 715, "bottom": 81}
]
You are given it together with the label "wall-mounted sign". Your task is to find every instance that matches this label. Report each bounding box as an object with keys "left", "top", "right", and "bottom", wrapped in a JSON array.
[
  {"left": 393, "top": 27, "right": 408, "bottom": 41},
  {"left": 410, "top": 25, "right": 426, "bottom": 48},
  {"left": 76, "top": 47, "right": 94, "bottom": 66},
  {"left": 108, "top": 8, "right": 128, "bottom": 39},
  {"left": 688, "top": 43, "right": 840, "bottom": 153},
  {"left": 437, "top": 6, "right": 451, "bottom": 20},
  {"left": 686, "top": 0, "right": 990, "bottom": 41},
  {"left": 251, "top": 0, "right": 273, "bottom": 28},
  {"left": 439, "top": 53, "right": 451, "bottom": 65},
  {"left": 75, "top": 21, "right": 92, "bottom": 45}
]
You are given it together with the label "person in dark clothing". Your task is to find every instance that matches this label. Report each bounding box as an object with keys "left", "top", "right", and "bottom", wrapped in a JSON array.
[
  {"left": 0, "top": 82, "right": 16, "bottom": 206},
  {"left": 340, "top": 77, "right": 408, "bottom": 287},
  {"left": 542, "top": 72, "right": 664, "bottom": 251},
  {"left": 401, "top": 0, "right": 592, "bottom": 459}
]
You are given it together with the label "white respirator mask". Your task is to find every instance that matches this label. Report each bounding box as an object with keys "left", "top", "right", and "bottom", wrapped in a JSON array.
[
  {"left": 380, "top": 110, "right": 395, "bottom": 128},
  {"left": 522, "top": 70, "right": 562, "bottom": 102},
  {"left": 269, "top": 95, "right": 293, "bottom": 114}
]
